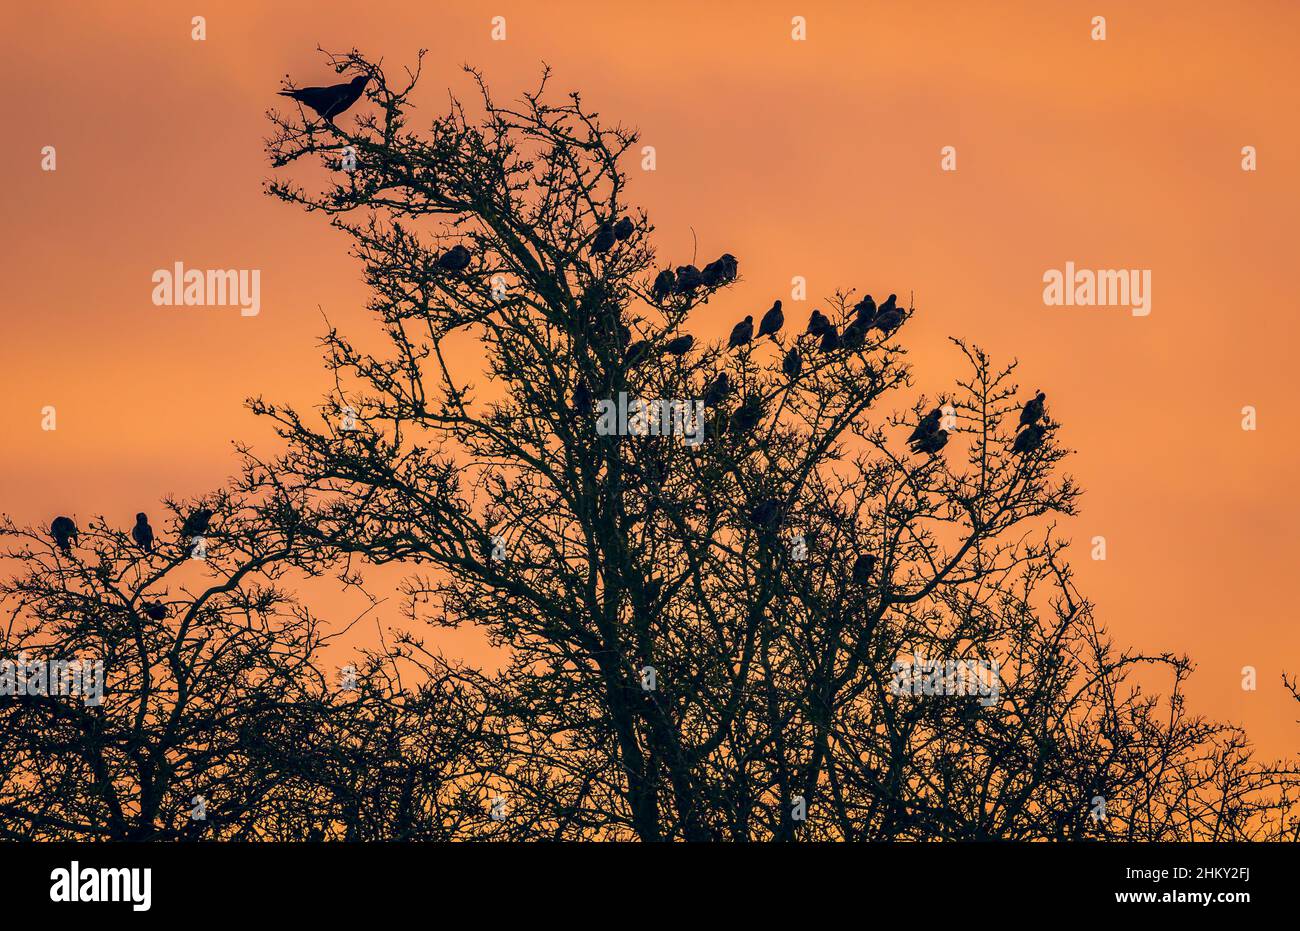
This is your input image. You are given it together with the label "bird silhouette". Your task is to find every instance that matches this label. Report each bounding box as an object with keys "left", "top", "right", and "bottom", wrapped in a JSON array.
[
  {"left": 749, "top": 498, "right": 781, "bottom": 529},
  {"left": 1019, "top": 392, "right": 1047, "bottom": 427},
  {"left": 436, "top": 244, "right": 472, "bottom": 272},
  {"left": 1013, "top": 423, "right": 1046, "bottom": 454},
  {"left": 728, "top": 316, "right": 754, "bottom": 349},
  {"left": 592, "top": 222, "right": 617, "bottom": 253},
  {"left": 912, "top": 428, "right": 950, "bottom": 456},
  {"left": 852, "top": 554, "right": 877, "bottom": 585},
  {"left": 702, "top": 372, "right": 732, "bottom": 408},
  {"left": 878, "top": 293, "right": 897, "bottom": 315},
  {"left": 181, "top": 509, "right": 214, "bottom": 539},
  {"left": 665, "top": 334, "right": 694, "bottom": 356},
  {"left": 625, "top": 340, "right": 650, "bottom": 368},
  {"left": 132, "top": 513, "right": 154, "bottom": 552},
  {"left": 674, "top": 265, "right": 704, "bottom": 294},
  {"left": 819, "top": 324, "right": 841, "bottom": 352},
  {"left": 614, "top": 217, "right": 635, "bottom": 241},
  {"left": 854, "top": 295, "right": 877, "bottom": 322},
  {"left": 871, "top": 306, "right": 905, "bottom": 335},
  {"left": 142, "top": 601, "right": 168, "bottom": 621},
  {"left": 907, "top": 407, "right": 944, "bottom": 444},
  {"left": 729, "top": 395, "right": 763, "bottom": 435},
  {"left": 50, "top": 516, "right": 77, "bottom": 554},
  {"left": 652, "top": 269, "right": 676, "bottom": 301},
  {"left": 572, "top": 380, "right": 592, "bottom": 411},
  {"left": 782, "top": 347, "right": 802, "bottom": 380},
  {"left": 757, "top": 301, "right": 784, "bottom": 339},
  {"left": 841, "top": 315, "right": 869, "bottom": 350},
  {"left": 278, "top": 73, "right": 370, "bottom": 121},
  {"left": 806, "top": 309, "right": 830, "bottom": 336},
  {"left": 702, "top": 254, "right": 738, "bottom": 287}
]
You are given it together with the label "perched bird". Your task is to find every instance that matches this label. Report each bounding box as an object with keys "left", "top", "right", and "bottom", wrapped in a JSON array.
[
  {"left": 907, "top": 407, "right": 944, "bottom": 444},
  {"left": 749, "top": 498, "right": 781, "bottom": 528},
  {"left": 702, "top": 372, "right": 732, "bottom": 408},
  {"left": 665, "top": 334, "right": 695, "bottom": 356},
  {"left": 841, "top": 316, "right": 869, "bottom": 350},
  {"left": 782, "top": 347, "right": 803, "bottom": 380},
  {"left": 912, "top": 428, "right": 950, "bottom": 456},
  {"left": 132, "top": 513, "right": 154, "bottom": 552},
  {"left": 592, "top": 222, "right": 617, "bottom": 253},
  {"left": 613, "top": 217, "right": 635, "bottom": 241},
  {"left": 674, "top": 265, "right": 704, "bottom": 294},
  {"left": 702, "top": 253, "right": 738, "bottom": 287},
  {"left": 852, "top": 554, "right": 877, "bottom": 585},
  {"left": 278, "top": 73, "right": 370, "bottom": 121},
  {"left": 806, "top": 308, "right": 830, "bottom": 336},
  {"left": 878, "top": 293, "right": 897, "bottom": 315},
  {"left": 181, "top": 508, "right": 214, "bottom": 539},
  {"left": 1019, "top": 391, "right": 1047, "bottom": 427},
  {"left": 729, "top": 396, "right": 763, "bottom": 435},
  {"left": 652, "top": 269, "right": 676, "bottom": 301},
  {"left": 142, "top": 601, "right": 168, "bottom": 622},
  {"left": 50, "top": 516, "right": 78, "bottom": 554},
  {"left": 436, "top": 244, "right": 472, "bottom": 272},
  {"left": 728, "top": 315, "right": 754, "bottom": 349},
  {"left": 854, "top": 295, "right": 877, "bottom": 322},
  {"left": 871, "top": 306, "right": 905, "bottom": 335},
  {"left": 1013, "top": 423, "right": 1046, "bottom": 455},
  {"left": 819, "top": 324, "right": 841, "bottom": 352},
  {"left": 625, "top": 340, "right": 650, "bottom": 368},
  {"left": 572, "top": 380, "right": 592, "bottom": 411},
  {"left": 757, "top": 300, "right": 784, "bottom": 339}
]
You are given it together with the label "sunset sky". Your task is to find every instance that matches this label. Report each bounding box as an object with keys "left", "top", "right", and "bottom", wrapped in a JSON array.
[{"left": 2, "top": 1, "right": 1297, "bottom": 756}]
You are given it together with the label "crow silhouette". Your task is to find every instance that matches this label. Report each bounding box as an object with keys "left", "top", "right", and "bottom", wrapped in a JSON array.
[
  {"left": 182, "top": 509, "right": 213, "bottom": 538},
  {"left": 852, "top": 553, "right": 877, "bottom": 585},
  {"left": 702, "top": 254, "right": 738, "bottom": 287},
  {"left": 652, "top": 269, "right": 676, "bottom": 301},
  {"left": 907, "top": 407, "right": 944, "bottom": 444},
  {"left": 592, "top": 222, "right": 616, "bottom": 253},
  {"left": 841, "top": 315, "right": 869, "bottom": 350},
  {"left": 782, "top": 347, "right": 802, "bottom": 380},
  {"left": 702, "top": 372, "right": 732, "bottom": 408},
  {"left": 749, "top": 498, "right": 781, "bottom": 529},
  {"left": 878, "top": 293, "right": 897, "bottom": 315},
  {"left": 854, "top": 295, "right": 877, "bottom": 322},
  {"left": 728, "top": 316, "right": 754, "bottom": 349},
  {"left": 279, "top": 74, "right": 370, "bottom": 121},
  {"left": 613, "top": 217, "right": 635, "bottom": 241},
  {"left": 729, "top": 395, "right": 763, "bottom": 435},
  {"left": 819, "top": 324, "right": 840, "bottom": 352},
  {"left": 757, "top": 300, "right": 784, "bottom": 339},
  {"left": 142, "top": 601, "right": 168, "bottom": 622},
  {"left": 806, "top": 308, "right": 830, "bottom": 336},
  {"left": 436, "top": 244, "right": 472, "bottom": 272},
  {"left": 912, "top": 428, "right": 950, "bottom": 456},
  {"left": 132, "top": 513, "right": 154, "bottom": 552},
  {"left": 674, "top": 265, "right": 704, "bottom": 294},
  {"left": 625, "top": 340, "right": 650, "bottom": 368},
  {"left": 871, "top": 306, "right": 905, "bottom": 335},
  {"left": 665, "top": 334, "right": 694, "bottom": 356},
  {"left": 1013, "top": 423, "right": 1046, "bottom": 454},
  {"left": 572, "top": 380, "right": 592, "bottom": 411},
  {"left": 1019, "top": 391, "right": 1047, "bottom": 427},
  {"left": 50, "top": 516, "right": 77, "bottom": 554}
]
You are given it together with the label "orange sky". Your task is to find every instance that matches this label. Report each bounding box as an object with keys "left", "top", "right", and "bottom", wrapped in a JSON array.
[{"left": 2, "top": 1, "right": 1297, "bottom": 757}]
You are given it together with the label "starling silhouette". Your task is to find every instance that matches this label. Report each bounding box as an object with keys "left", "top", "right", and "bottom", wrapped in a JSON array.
[
  {"left": 436, "top": 244, "right": 472, "bottom": 272},
  {"left": 665, "top": 334, "right": 694, "bottom": 356},
  {"left": 674, "top": 265, "right": 704, "bottom": 294},
  {"left": 613, "top": 217, "right": 635, "bottom": 241},
  {"left": 625, "top": 340, "right": 650, "bottom": 368},
  {"left": 142, "top": 601, "right": 168, "bottom": 621},
  {"left": 878, "top": 293, "right": 897, "bottom": 315},
  {"left": 132, "top": 513, "right": 154, "bottom": 552},
  {"left": 871, "top": 307, "right": 905, "bottom": 335},
  {"left": 749, "top": 498, "right": 781, "bottom": 528},
  {"left": 652, "top": 269, "right": 676, "bottom": 301},
  {"left": 182, "top": 509, "right": 214, "bottom": 538},
  {"left": 806, "top": 308, "right": 830, "bottom": 336},
  {"left": 279, "top": 74, "right": 370, "bottom": 121},
  {"left": 852, "top": 553, "right": 877, "bottom": 585},
  {"left": 728, "top": 316, "right": 754, "bottom": 349},
  {"left": 841, "top": 316, "right": 869, "bottom": 350},
  {"left": 592, "top": 222, "right": 617, "bottom": 253},
  {"left": 1013, "top": 423, "right": 1046, "bottom": 455},
  {"left": 1019, "top": 391, "right": 1047, "bottom": 427},
  {"left": 907, "top": 407, "right": 944, "bottom": 444},
  {"left": 819, "top": 324, "right": 840, "bottom": 352},
  {"left": 757, "top": 300, "right": 784, "bottom": 339},
  {"left": 854, "top": 295, "right": 877, "bottom": 323},
  {"left": 50, "top": 516, "right": 77, "bottom": 554},
  {"left": 703, "top": 372, "right": 732, "bottom": 408},
  {"left": 912, "top": 428, "right": 950, "bottom": 456},
  {"left": 782, "top": 347, "right": 803, "bottom": 380}
]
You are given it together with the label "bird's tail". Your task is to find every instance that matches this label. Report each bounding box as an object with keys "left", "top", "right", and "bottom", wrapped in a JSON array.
[{"left": 278, "top": 90, "right": 297, "bottom": 98}]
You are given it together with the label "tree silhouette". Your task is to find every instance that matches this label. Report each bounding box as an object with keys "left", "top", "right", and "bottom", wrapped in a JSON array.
[{"left": 247, "top": 50, "right": 1300, "bottom": 841}]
